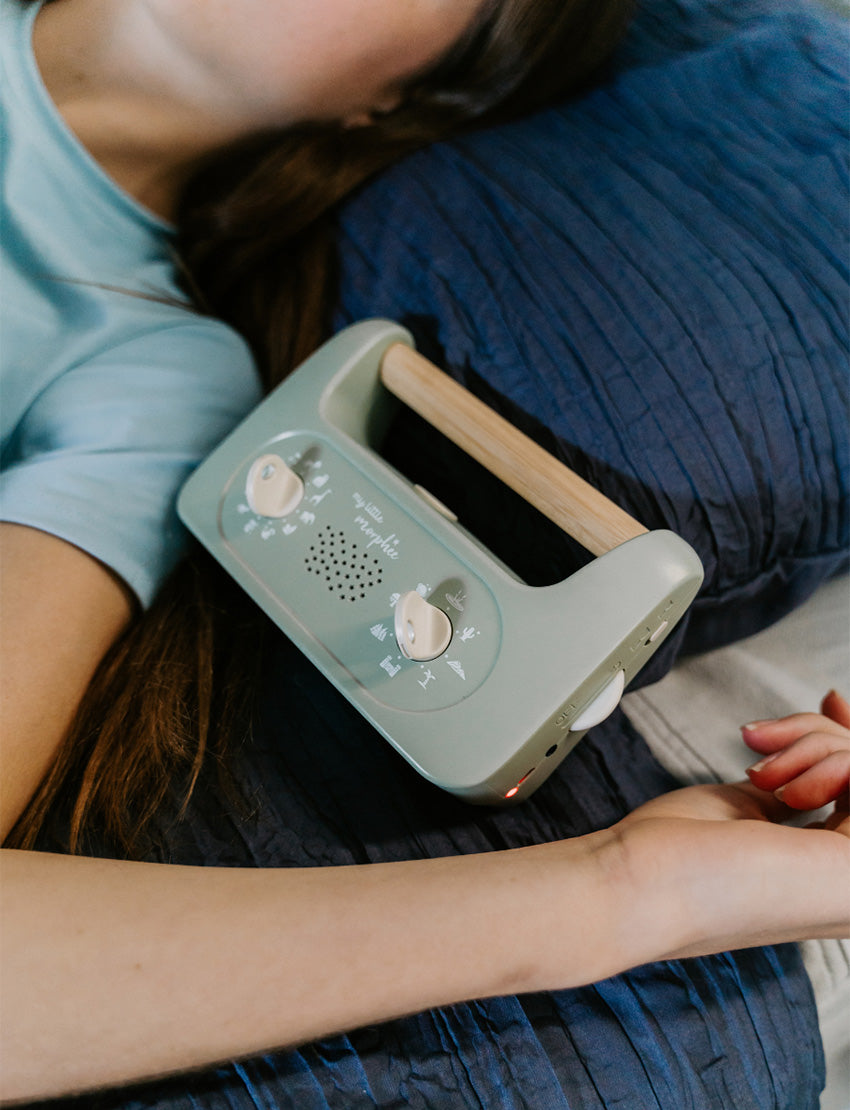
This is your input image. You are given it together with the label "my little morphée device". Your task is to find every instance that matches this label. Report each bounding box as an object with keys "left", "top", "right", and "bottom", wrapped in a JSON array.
[{"left": 178, "top": 320, "right": 703, "bottom": 804}]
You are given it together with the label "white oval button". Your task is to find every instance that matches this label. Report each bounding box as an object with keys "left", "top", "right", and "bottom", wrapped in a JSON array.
[
  {"left": 394, "top": 591, "right": 453, "bottom": 661},
  {"left": 245, "top": 454, "right": 304, "bottom": 518},
  {"left": 570, "top": 670, "right": 625, "bottom": 732}
]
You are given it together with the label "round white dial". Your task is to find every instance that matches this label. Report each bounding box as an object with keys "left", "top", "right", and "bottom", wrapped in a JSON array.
[
  {"left": 394, "top": 590, "right": 453, "bottom": 661},
  {"left": 245, "top": 453, "right": 304, "bottom": 518}
]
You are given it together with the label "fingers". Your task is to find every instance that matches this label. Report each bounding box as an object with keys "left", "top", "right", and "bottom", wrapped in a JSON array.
[
  {"left": 741, "top": 695, "right": 850, "bottom": 812},
  {"left": 773, "top": 754, "right": 849, "bottom": 811},
  {"left": 746, "top": 729, "right": 850, "bottom": 811},
  {"left": 822, "top": 689, "right": 850, "bottom": 730},
  {"left": 741, "top": 703, "right": 850, "bottom": 757}
]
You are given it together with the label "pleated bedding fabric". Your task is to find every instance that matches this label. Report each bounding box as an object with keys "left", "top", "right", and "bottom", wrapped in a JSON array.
[{"left": 33, "top": 1, "right": 847, "bottom": 1108}]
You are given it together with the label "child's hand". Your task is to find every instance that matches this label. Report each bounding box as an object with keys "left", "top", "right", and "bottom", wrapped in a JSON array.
[
  {"left": 743, "top": 691, "right": 850, "bottom": 829},
  {"left": 608, "top": 692, "right": 850, "bottom": 960}
]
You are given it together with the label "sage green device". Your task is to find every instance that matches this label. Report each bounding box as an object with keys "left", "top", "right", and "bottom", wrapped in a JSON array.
[{"left": 178, "top": 320, "right": 704, "bottom": 804}]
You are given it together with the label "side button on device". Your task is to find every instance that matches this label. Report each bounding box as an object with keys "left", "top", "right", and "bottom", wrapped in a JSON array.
[
  {"left": 395, "top": 591, "right": 453, "bottom": 661},
  {"left": 648, "top": 620, "right": 669, "bottom": 644},
  {"left": 246, "top": 453, "right": 304, "bottom": 518},
  {"left": 570, "top": 670, "right": 625, "bottom": 732}
]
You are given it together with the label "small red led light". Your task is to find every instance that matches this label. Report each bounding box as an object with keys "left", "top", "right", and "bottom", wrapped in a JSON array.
[{"left": 505, "top": 786, "right": 519, "bottom": 798}]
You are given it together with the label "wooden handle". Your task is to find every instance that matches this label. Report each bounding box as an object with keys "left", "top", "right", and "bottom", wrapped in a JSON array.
[{"left": 380, "top": 343, "right": 647, "bottom": 556}]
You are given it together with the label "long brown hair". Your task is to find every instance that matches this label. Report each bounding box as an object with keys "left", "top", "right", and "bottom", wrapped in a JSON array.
[{"left": 7, "top": 0, "right": 633, "bottom": 854}]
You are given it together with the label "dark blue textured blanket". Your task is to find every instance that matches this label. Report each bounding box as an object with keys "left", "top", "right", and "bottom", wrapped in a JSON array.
[{"left": 38, "top": 1, "right": 846, "bottom": 1107}]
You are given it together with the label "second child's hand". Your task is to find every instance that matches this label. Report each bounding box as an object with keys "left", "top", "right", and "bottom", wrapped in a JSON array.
[
  {"left": 610, "top": 696, "right": 850, "bottom": 962},
  {"left": 743, "top": 691, "right": 850, "bottom": 832}
]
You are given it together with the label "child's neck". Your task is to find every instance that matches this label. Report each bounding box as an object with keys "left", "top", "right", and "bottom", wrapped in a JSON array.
[{"left": 31, "top": 0, "right": 253, "bottom": 219}]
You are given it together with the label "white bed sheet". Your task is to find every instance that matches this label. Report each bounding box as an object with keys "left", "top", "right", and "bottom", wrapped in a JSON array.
[{"left": 622, "top": 574, "right": 850, "bottom": 1109}]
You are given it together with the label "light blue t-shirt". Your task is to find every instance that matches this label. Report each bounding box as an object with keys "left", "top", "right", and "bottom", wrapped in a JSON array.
[{"left": 0, "top": 0, "right": 261, "bottom": 606}]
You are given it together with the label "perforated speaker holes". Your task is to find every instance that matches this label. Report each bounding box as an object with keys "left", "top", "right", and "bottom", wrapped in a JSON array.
[{"left": 304, "top": 526, "right": 384, "bottom": 602}]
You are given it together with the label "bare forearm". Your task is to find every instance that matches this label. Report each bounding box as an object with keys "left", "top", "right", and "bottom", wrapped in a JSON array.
[
  {"left": 4, "top": 800, "right": 847, "bottom": 1104},
  {"left": 0, "top": 835, "right": 625, "bottom": 1102}
]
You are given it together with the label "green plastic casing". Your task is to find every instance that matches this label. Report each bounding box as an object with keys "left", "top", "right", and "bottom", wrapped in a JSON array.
[{"left": 178, "top": 320, "right": 704, "bottom": 804}]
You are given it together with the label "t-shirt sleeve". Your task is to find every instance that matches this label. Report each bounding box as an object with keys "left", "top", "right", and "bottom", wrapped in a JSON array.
[{"left": 0, "top": 318, "right": 261, "bottom": 607}]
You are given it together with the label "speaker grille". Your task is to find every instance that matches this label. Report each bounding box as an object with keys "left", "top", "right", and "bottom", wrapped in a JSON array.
[{"left": 304, "top": 526, "right": 384, "bottom": 602}]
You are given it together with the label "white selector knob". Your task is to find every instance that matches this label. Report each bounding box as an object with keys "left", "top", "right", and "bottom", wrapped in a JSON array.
[
  {"left": 245, "top": 453, "right": 304, "bottom": 518},
  {"left": 394, "top": 591, "right": 453, "bottom": 661}
]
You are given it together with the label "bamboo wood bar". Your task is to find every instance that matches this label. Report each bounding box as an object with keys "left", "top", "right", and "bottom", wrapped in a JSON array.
[{"left": 380, "top": 343, "right": 648, "bottom": 557}]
